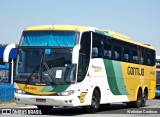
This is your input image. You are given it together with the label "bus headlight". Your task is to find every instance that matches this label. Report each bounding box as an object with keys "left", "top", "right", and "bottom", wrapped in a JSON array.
[
  {"left": 14, "top": 88, "right": 26, "bottom": 94},
  {"left": 57, "top": 90, "right": 74, "bottom": 96}
]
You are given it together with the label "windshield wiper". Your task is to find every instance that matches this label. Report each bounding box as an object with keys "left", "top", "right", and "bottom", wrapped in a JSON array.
[
  {"left": 41, "top": 50, "right": 57, "bottom": 84},
  {"left": 43, "top": 62, "right": 57, "bottom": 84},
  {"left": 25, "top": 51, "right": 45, "bottom": 84},
  {"left": 24, "top": 51, "right": 45, "bottom": 84},
  {"left": 24, "top": 64, "right": 40, "bottom": 85},
  {"left": 24, "top": 51, "right": 57, "bottom": 85}
]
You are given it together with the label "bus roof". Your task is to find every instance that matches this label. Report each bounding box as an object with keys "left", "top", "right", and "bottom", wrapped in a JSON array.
[
  {"left": 101, "top": 30, "right": 131, "bottom": 41},
  {"left": 24, "top": 25, "right": 90, "bottom": 32},
  {"left": 101, "top": 30, "right": 155, "bottom": 50},
  {"left": 24, "top": 25, "right": 155, "bottom": 50}
]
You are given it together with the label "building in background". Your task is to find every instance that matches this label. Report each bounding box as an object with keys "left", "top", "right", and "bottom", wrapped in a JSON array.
[
  {"left": 0, "top": 63, "right": 9, "bottom": 83},
  {"left": 0, "top": 46, "right": 17, "bottom": 102}
]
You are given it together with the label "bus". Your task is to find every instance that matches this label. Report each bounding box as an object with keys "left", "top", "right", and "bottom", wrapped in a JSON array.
[
  {"left": 156, "top": 56, "right": 160, "bottom": 97},
  {"left": 14, "top": 25, "right": 156, "bottom": 113}
]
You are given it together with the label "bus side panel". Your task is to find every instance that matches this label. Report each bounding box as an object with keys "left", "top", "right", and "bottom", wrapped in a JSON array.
[
  {"left": 89, "top": 59, "right": 156, "bottom": 104},
  {"left": 143, "top": 65, "right": 156, "bottom": 99},
  {"left": 120, "top": 62, "right": 135, "bottom": 101},
  {"left": 89, "top": 59, "right": 130, "bottom": 104},
  {"left": 121, "top": 62, "right": 156, "bottom": 101}
]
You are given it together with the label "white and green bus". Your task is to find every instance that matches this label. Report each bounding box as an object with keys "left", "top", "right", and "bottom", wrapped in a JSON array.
[{"left": 14, "top": 25, "right": 156, "bottom": 113}]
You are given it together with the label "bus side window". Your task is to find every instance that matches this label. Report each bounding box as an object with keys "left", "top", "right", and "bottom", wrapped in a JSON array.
[
  {"left": 138, "top": 47, "right": 144, "bottom": 64},
  {"left": 115, "top": 51, "right": 119, "bottom": 60},
  {"left": 104, "top": 50, "right": 111, "bottom": 58},
  {"left": 92, "top": 33, "right": 104, "bottom": 58},
  {"left": 113, "top": 40, "right": 122, "bottom": 61},
  {"left": 132, "top": 46, "right": 138, "bottom": 63},
  {"left": 92, "top": 47, "right": 98, "bottom": 57},
  {"left": 150, "top": 50, "right": 155, "bottom": 66},
  {"left": 147, "top": 52, "right": 151, "bottom": 65},
  {"left": 144, "top": 49, "right": 155, "bottom": 66},
  {"left": 103, "top": 36, "right": 112, "bottom": 59},
  {"left": 124, "top": 54, "right": 129, "bottom": 61},
  {"left": 122, "top": 43, "right": 131, "bottom": 62},
  {"left": 144, "top": 49, "right": 150, "bottom": 65}
]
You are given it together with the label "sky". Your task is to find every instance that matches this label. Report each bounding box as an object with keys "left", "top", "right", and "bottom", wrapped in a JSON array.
[{"left": 0, "top": 0, "right": 160, "bottom": 55}]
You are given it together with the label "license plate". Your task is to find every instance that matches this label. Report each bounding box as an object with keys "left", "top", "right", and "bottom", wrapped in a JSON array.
[{"left": 36, "top": 98, "right": 46, "bottom": 103}]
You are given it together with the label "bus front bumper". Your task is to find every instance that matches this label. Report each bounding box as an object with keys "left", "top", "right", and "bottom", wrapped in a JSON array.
[{"left": 14, "top": 93, "right": 81, "bottom": 107}]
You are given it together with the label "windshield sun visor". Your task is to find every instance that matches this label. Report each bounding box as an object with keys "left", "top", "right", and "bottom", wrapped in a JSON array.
[{"left": 21, "top": 31, "right": 78, "bottom": 47}]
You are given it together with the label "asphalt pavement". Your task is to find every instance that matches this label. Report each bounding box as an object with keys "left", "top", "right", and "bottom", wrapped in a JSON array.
[
  {"left": 0, "top": 103, "right": 36, "bottom": 109},
  {"left": 0, "top": 98, "right": 160, "bottom": 117}
]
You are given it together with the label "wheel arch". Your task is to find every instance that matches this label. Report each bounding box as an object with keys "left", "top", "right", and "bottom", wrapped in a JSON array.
[{"left": 135, "top": 86, "right": 143, "bottom": 100}]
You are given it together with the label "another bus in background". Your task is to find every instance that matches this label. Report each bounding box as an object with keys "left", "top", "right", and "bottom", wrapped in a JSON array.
[{"left": 156, "top": 56, "right": 160, "bottom": 97}]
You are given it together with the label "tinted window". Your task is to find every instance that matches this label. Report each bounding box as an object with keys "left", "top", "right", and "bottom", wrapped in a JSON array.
[
  {"left": 104, "top": 36, "right": 112, "bottom": 59},
  {"left": 92, "top": 33, "right": 104, "bottom": 58}
]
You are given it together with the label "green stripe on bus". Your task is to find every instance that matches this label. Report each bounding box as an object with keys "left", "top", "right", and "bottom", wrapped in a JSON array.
[
  {"left": 103, "top": 59, "right": 128, "bottom": 95},
  {"left": 95, "top": 29, "right": 114, "bottom": 37},
  {"left": 104, "top": 59, "right": 121, "bottom": 95},
  {"left": 95, "top": 30, "right": 106, "bottom": 35},
  {"left": 40, "top": 85, "right": 69, "bottom": 92},
  {"left": 112, "top": 61, "right": 128, "bottom": 95}
]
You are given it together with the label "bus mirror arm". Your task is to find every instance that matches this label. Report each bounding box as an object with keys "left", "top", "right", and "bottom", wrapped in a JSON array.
[
  {"left": 3, "top": 44, "right": 17, "bottom": 62},
  {"left": 72, "top": 44, "right": 80, "bottom": 64}
]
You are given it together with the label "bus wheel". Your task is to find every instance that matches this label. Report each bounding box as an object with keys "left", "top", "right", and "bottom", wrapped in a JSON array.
[
  {"left": 126, "top": 102, "right": 133, "bottom": 108},
  {"left": 100, "top": 103, "right": 110, "bottom": 109},
  {"left": 85, "top": 90, "right": 100, "bottom": 113},
  {"left": 132, "top": 90, "right": 142, "bottom": 108},
  {"left": 141, "top": 91, "right": 147, "bottom": 107},
  {"left": 37, "top": 105, "right": 53, "bottom": 114}
]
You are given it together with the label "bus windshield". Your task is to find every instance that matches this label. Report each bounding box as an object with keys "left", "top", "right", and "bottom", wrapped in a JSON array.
[{"left": 15, "top": 48, "right": 76, "bottom": 84}]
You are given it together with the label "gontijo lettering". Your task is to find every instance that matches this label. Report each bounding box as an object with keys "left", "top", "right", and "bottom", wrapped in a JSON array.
[{"left": 127, "top": 66, "right": 144, "bottom": 76}]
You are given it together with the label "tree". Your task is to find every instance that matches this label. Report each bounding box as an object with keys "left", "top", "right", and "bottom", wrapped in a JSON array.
[{"left": 0, "top": 44, "right": 9, "bottom": 47}]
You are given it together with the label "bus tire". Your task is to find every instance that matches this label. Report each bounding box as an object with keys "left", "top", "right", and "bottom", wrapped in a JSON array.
[
  {"left": 132, "top": 89, "right": 142, "bottom": 108},
  {"left": 85, "top": 89, "right": 100, "bottom": 113},
  {"left": 37, "top": 105, "right": 53, "bottom": 114},
  {"left": 100, "top": 103, "right": 110, "bottom": 109},
  {"left": 141, "top": 90, "right": 148, "bottom": 107},
  {"left": 126, "top": 102, "right": 133, "bottom": 108}
]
